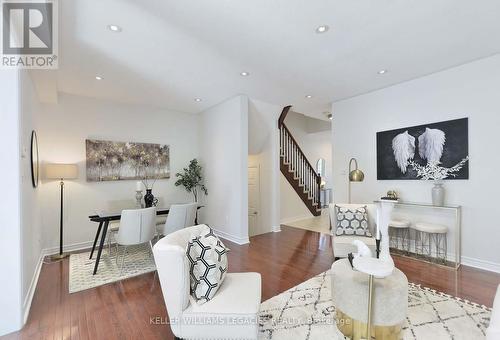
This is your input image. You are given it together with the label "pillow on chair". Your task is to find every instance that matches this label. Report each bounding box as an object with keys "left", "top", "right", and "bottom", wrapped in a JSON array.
[
  {"left": 186, "top": 227, "right": 229, "bottom": 305},
  {"left": 335, "top": 205, "right": 372, "bottom": 237}
]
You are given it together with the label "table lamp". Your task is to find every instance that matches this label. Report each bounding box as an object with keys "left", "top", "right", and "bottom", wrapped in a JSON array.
[
  {"left": 348, "top": 158, "right": 364, "bottom": 203},
  {"left": 46, "top": 163, "right": 78, "bottom": 261}
]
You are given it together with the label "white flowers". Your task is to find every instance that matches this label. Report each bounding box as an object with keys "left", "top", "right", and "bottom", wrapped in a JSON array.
[{"left": 408, "top": 156, "right": 469, "bottom": 180}]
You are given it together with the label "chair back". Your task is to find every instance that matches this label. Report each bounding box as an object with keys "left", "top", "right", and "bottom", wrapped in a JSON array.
[
  {"left": 116, "top": 207, "right": 157, "bottom": 245},
  {"left": 329, "top": 203, "right": 377, "bottom": 236},
  {"left": 163, "top": 203, "right": 198, "bottom": 235},
  {"left": 153, "top": 224, "right": 210, "bottom": 324}
]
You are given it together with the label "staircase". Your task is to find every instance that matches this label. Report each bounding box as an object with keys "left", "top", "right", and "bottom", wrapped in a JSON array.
[{"left": 279, "top": 106, "right": 322, "bottom": 216}]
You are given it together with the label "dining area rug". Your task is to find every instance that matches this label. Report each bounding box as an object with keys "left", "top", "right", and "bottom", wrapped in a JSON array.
[
  {"left": 69, "top": 243, "right": 156, "bottom": 293},
  {"left": 258, "top": 271, "right": 491, "bottom": 340}
]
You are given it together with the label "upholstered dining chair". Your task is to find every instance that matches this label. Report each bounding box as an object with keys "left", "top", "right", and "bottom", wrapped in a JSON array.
[
  {"left": 329, "top": 203, "right": 377, "bottom": 258},
  {"left": 158, "top": 203, "right": 198, "bottom": 237},
  {"left": 153, "top": 224, "right": 261, "bottom": 340},
  {"left": 114, "top": 207, "right": 157, "bottom": 273}
]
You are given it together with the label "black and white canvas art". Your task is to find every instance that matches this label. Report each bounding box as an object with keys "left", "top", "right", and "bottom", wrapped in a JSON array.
[
  {"left": 377, "top": 118, "right": 469, "bottom": 180},
  {"left": 86, "top": 139, "right": 170, "bottom": 182}
]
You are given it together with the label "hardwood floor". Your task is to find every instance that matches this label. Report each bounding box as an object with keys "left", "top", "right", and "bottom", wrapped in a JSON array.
[{"left": 2, "top": 226, "right": 499, "bottom": 340}]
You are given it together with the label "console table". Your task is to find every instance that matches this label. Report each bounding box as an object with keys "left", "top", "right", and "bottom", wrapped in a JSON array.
[{"left": 375, "top": 200, "right": 461, "bottom": 269}]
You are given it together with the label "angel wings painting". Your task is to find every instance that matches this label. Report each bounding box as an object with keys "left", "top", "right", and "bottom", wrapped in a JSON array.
[{"left": 377, "top": 118, "right": 469, "bottom": 180}]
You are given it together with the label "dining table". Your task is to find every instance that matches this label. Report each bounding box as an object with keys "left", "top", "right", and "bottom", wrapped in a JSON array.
[{"left": 88, "top": 205, "right": 202, "bottom": 275}]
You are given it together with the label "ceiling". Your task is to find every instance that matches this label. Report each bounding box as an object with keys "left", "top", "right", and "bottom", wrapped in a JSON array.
[{"left": 47, "top": 0, "right": 500, "bottom": 119}]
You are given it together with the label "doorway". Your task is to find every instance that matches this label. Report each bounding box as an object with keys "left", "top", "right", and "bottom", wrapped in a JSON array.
[{"left": 248, "top": 165, "right": 261, "bottom": 236}]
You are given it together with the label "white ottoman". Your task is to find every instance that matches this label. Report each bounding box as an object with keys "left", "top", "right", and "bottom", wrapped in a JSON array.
[
  {"left": 331, "top": 259, "right": 408, "bottom": 340},
  {"left": 389, "top": 219, "right": 411, "bottom": 252},
  {"left": 411, "top": 222, "right": 448, "bottom": 263}
]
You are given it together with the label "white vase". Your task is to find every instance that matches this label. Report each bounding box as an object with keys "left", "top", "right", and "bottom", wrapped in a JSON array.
[{"left": 432, "top": 181, "right": 445, "bottom": 206}]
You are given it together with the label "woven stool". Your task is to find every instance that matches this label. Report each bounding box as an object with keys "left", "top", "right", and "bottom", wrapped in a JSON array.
[
  {"left": 411, "top": 222, "right": 448, "bottom": 263},
  {"left": 389, "top": 219, "right": 411, "bottom": 252}
]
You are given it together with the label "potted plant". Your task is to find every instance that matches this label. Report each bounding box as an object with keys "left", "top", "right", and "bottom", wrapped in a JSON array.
[{"left": 175, "top": 159, "right": 208, "bottom": 202}]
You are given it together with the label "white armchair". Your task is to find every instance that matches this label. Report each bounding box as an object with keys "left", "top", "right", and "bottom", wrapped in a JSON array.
[
  {"left": 153, "top": 224, "right": 261, "bottom": 340},
  {"left": 487, "top": 285, "right": 500, "bottom": 340},
  {"left": 329, "top": 203, "right": 377, "bottom": 258}
]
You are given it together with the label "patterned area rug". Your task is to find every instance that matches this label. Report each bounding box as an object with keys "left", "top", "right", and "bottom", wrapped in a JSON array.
[
  {"left": 69, "top": 244, "right": 156, "bottom": 293},
  {"left": 259, "top": 271, "right": 491, "bottom": 340}
]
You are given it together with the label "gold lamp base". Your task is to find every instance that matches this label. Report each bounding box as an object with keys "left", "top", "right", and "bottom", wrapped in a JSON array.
[
  {"left": 336, "top": 309, "right": 403, "bottom": 340},
  {"left": 48, "top": 253, "right": 70, "bottom": 262}
]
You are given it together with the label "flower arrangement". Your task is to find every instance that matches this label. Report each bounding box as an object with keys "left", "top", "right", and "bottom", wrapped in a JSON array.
[{"left": 408, "top": 156, "right": 469, "bottom": 180}]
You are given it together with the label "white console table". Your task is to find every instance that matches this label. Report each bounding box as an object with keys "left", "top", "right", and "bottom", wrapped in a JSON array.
[{"left": 375, "top": 200, "right": 461, "bottom": 269}]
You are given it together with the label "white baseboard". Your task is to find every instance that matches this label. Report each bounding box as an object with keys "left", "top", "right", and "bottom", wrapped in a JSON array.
[
  {"left": 213, "top": 229, "right": 250, "bottom": 245},
  {"left": 272, "top": 225, "right": 281, "bottom": 232},
  {"left": 22, "top": 251, "right": 44, "bottom": 324},
  {"left": 461, "top": 256, "right": 500, "bottom": 274},
  {"left": 280, "top": 214, "right": 313, "bottom": 225},
  {"left": 42, "top": 240, "right": 95, "bottom": 257}
]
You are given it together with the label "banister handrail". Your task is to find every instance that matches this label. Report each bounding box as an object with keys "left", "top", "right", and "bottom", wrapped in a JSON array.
[
  {"left": 281, "top": 124, "right": 319, "bottom": 177},
  {"left": 278, "top": 105, "right": 292, "bottom": 127}
]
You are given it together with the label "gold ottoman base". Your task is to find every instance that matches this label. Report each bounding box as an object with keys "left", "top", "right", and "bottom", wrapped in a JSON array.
[{"left": 336, "top": 308, "right": 403, "bottom": 340}]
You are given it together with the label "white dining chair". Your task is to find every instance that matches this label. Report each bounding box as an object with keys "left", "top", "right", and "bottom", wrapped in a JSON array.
[
  {"left": 158, "top": 203, "right": 198, "bottom": 238},
  {"left": 113, "top": 207, "right": 157, "bottom": 273}
]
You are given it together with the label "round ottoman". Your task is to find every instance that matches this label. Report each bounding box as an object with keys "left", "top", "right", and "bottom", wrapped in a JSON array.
[
  {"left": 389, "top": 219, "right": 411, "bottom": 252},
  {"left": 331, "top": 259, "right": 408, "bottom": 340}
]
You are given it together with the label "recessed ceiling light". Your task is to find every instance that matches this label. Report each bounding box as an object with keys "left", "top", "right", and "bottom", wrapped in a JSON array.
[
  {"left": 305, "top": 95, "right": 313, "bottom": 99},
  {"left": 194, "top": 98, "right": 202, "bottom": 102},
  {"left": 315, "top": 25, "right": 329, "bottom": 33},
  {"left": 107, "top": 24, "right": 122, "bottom": 32},
  {"left": 240, "top": 71, "right": 250, "bottom": 76},
  {"left": 378, "top": 69, "right": 388, "bottom": 74},
  {"left": 95, "top": 76, "right": 103, "bottom": 80}
]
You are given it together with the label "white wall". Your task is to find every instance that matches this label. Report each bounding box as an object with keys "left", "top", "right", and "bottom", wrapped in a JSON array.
[
  {"left": 19, "top": 72, "right": 43, "bottom": 324},
  {"left": 37, "top": 93, "right": 199, "bottom": 250},
  {"left": 0, "top": 70, "right": 23, "bottom": 335},
  {"left": 198, "top": 95, "right": 249, "bottom": 244},
  {"left": 248, "top": 99, "right": 281, "bottom": 233},
  {"left": 332, "top": 54, "right": 500, "bottom": 271}
]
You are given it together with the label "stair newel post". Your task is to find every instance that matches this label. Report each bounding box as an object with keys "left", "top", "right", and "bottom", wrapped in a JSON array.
[{"left": 316, "top": 175, "right": 321, "bottom": 206}]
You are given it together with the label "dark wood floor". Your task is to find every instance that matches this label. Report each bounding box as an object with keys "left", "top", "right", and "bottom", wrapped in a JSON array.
[{"left": 3, "top": 226, "right": 499, "bottom": 340}]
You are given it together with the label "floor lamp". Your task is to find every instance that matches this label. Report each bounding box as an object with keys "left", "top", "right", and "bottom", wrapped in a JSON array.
[
  {"left": 348, "top": 158, "right": 364, "bottom": 203},
  {"left": 46, "top": 163, "right": 78, "bottom": 261}
]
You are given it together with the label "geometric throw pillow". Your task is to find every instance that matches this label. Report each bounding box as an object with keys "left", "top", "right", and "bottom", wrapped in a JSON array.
[
  {"left": 186, "top": 226, "right": 229, "bottom": 305},
  {"left": 335, "top": 205, "right": 372, "bottom": 237}
]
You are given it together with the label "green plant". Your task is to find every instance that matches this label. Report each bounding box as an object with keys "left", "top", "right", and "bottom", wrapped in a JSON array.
[{"left": 175, "top": 159, "right": 208, "bottom": 202}]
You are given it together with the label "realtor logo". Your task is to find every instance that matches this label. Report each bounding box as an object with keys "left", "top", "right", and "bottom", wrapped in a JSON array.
[{"left": 1, "top": 0, "right": 58, "bottom": 68}]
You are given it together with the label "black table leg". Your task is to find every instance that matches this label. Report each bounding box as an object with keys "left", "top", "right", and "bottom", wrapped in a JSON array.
[
  {"left": 89, "top": 221, "right": 103, "bottom": 259},
  {"left": 93, "top": 220, "right": 109, "bottom": 275}
]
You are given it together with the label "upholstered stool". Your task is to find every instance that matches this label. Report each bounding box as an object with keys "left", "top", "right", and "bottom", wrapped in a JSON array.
[
  {"left": 331, "top": 259, "right": 408, "bottom": 340},
  {"left": 411, "top": 222, "right": 448, "bottom": 263},
  {"left": 388, "top": 219, "right": 411, "bottom": 252}
]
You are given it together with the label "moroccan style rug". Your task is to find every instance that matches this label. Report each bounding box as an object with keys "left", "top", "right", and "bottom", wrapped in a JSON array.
[
  {"left": 258, "top": 271, "right": 491, "bottom": 340},
  {"left": 69, "top": 244, "right": 156, "bottom": 293}
]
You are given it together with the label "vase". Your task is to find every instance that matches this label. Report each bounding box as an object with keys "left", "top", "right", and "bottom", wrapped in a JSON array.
[
  {"left": 432, "top": 181, "right": 445, "bottom": 206},
  {"left": 144, "top": 189, "right": 155, "bottom": 208}
]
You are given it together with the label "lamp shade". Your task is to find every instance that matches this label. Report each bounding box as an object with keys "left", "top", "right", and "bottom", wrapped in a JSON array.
[
  {"left": 46, "top": 163, "right": 78, "bottom": 180},
  {"left": 349, "top": 169, "right": 365, "bottom": 182}
]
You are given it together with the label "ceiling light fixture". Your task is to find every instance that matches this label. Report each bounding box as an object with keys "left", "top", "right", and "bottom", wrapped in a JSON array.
[
  {"left": 240, "top": 71, "right": 250, "bottom": 76},
  {"left": 107, "top": 24, "right": 122, "bottom": 32},
  {"left": 194, "top": 98, "right": 202, "bottom": 102},
  {"left": 305, "top": 95, "right": 313, "bottom": 99},
  {"left": 328, "top": 114, "right": 333, "bottom": 120},
  {"left": 95, "top": 76, "right": 103, "bottom": 80},
  {"left": 378, "top": 69, "right": 388, "bottom": 74},
  {"left": 315, "top": 25, "right": 329, "bottom": 33}
]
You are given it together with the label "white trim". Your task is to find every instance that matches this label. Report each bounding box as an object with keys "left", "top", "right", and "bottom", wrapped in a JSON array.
[
  {"left": 462, "top": 256, "right": 500, "bottom": 274},
  {"left": 22, "top": 252, "right": 43, "bottom": 324},
  {"left": 272, "top": 225, "right": 281, "bottom": 232},
  {"left": 280, "top": 214, "right": 312, "bottom": 225},
  {"left": 213, "top": 229, "right": 250, "bottom": 245},
  {"left": 42, "top": 240, "right": 95, "bottom": 257}
]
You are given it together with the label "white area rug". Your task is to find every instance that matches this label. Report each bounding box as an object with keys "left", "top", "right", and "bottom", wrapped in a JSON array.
[
  {"left": 258, "top": 271, "right": 491, "bottom": 340},
  {"left": 69, "top": 244, "right": 156, "bottom": 293}
]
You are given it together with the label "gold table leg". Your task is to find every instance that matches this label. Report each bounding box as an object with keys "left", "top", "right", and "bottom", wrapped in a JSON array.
[{"left": 367, "top": 274, "right": 374, "bottom": 340}]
